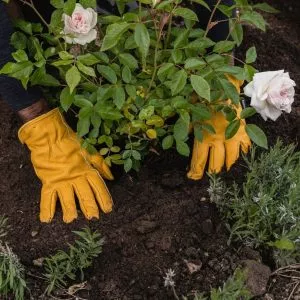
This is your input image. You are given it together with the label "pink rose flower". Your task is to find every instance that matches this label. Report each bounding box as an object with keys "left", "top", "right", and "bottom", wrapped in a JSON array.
[{"left": 62, "top": 4, "right": 97, "bottom": 45}]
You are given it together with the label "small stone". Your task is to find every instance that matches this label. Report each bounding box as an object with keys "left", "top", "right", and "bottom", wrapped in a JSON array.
[
  {"left": 241, "top": 260, "right": 271, "bottom": 297},
  {"left": 184, "top": 259, "right": 202, "bottom": 274},
  {"left": 201, "top": 219, "right": 214, "bottom": 234},
  {"left": 136, "top": 220, "right": 158, "bottom": 234},
  {"left": 31, "top": 231, "right": 38, "bottom": 237},
  {"left": 33, "top": 257, "right": 44, "bottom": 267},
  {"left": 200, "top": 197, "right": 207, "bottom": 202}
]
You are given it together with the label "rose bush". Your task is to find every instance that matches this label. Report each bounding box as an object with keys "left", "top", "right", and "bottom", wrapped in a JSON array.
[
  {"left": 0, "top": 0, "right": 282, "bottom": 171},
  {"left": 244, "top": 70, "right": 296, "bottom": 121}
]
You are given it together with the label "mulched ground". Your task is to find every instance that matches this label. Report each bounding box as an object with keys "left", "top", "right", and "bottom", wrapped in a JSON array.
[{"left": 0, "top": 0, "right": 299, "bottom": 299}]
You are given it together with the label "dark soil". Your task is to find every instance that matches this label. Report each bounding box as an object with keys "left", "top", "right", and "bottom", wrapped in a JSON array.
[{"left": 0, "top": 0, "right": 299, "bottom": 299}]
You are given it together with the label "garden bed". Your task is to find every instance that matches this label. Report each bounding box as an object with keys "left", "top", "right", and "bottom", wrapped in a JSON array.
[{"left": 0, "top": 0, "right": 299, "bottom": 299}]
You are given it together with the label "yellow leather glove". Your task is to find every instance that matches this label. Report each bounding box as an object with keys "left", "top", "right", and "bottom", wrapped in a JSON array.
[
  {"left": 187, "top": 78, "right": 251, "bottom": 180},
  {"left": 18, "top": 108, "right": 113, "bottom": 223}
]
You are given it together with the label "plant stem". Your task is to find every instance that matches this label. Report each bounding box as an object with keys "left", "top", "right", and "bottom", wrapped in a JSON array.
[
  {"left": 18, "top": 0, "right": 49, "bottom": 28},
  {"left": 204, "top": 0, "right": 222, "bottom": 37},
  {"left": 165, "top": 14, "right": 173, "bottom": 50}
]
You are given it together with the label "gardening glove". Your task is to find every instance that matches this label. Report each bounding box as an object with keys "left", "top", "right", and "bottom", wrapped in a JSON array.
[
  {"left": 18, "top": 108, "right": 114, "bottom": 223},
  {"left": 187, "top": 77, "right": 251, "bottom": 180}
]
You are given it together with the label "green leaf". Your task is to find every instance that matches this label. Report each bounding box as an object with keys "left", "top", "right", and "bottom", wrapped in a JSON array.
[
  {"left": 190, "top": 0, "right": 211, "bottom": 11},
  {"left": 202, "top": 123, "right": 216, "bottom": 135},
  {"left": 219, "top": 78, "right": 239, "bottom": 105},
  {"left": 125, "top": 85, "right": 136, "bottom": 98},
  {"left": 14, "top": 19, "right": 32, "bottom": 35},
  {"left": 244, "top": 64, "right": 257, "bottom": 82},
  {"left": 77, "top": 53, "right": 100, "bottom": 65},
  {"left": 170, "top": 69, "right": 187, "bottom": 96},
  {"left": 191, "top": 75, "right": 210, "bottom": 101},
  {"left": 63, "top": 0, "right": 76, "bottom": 15},
  {"left": 173, "top": 8, "right": 199, "bottom": 21},
  {"left": 245, "top": 124, "right": 268, "bottom": 149},
  {"left": 225, "top": 119, "right": 240, "bottom": 139},
  {"left": 77, "top": 116, "right": 91, "bottom": 137},
  {"left": 60, "top": 87, "right": 74, "bottom": 111},
  {"left": 134, "top": 23, "right": 150, "bottom": 62},
  {"left": 77, "top": 61, "right": 96, "bottom": 77},
  {"left": 157, "top": 63, "right": 174, "bottom": 82},
  {"left": 30, "top": 68, "right": 60, "bottom": 87},
  {"left": 122, "top": 66, "right": 132, "bottom": 83},
  {"left": 253, "top": 3, "right": 279, "bottom": 13},
  {"left": 240, "top": 11, "right": 266, "bottom": 31},
  {"left": 174, "top": 115, "right": 190, "bottom": 141},
  {"left": 184, "top": 58, "right": 206, "bottom": 69},
  {"left": 97, "top": 65, "right": 117, "bottom": 84},
  {"left": 230, "top": 20, "right": 243, "bottom": 46},
  {"left": 101, "top": 22, "right": 130, "bottom": 51},
  {"left": 176, "top": 141, "right": 190, "bottom": 157},
  {"left": 50, "top": 9, "right": 63, "bottom": 31},
  {"left": 66, "top": 65, "right": 81, "bottom": 93},
  {"left": 246, "top": 46, "right": 257, "bottom": 64},
  {"left": 0, "top": 61, "right": 33, "bottom": 88},
  {"left": 74, "top": 96, "right": 93, "bottom": 108},
  {"left": 118, "top": 53, "right": 138, "bottom": 69},
  {"left": 113, "top": 86, "right": 125, "bottom": 109},
  {"left": 50, "top": 0, "right": 64, "bottom": 8},
  {"left": 124, "top": 158, "right": 133, "bottom": 173},
  {"left": 79, "top": 0, "right": 97, "bottom": 8},
  {"left": 171, "top": 49, "right": 183, "bottom": 64},
  {"left": 162, "top": 135, "right": 174, "bottom": 150},
  {"left": 58, "top": 51, "right": 74, "bottom": 60},
  {"left": 12, "top": 50, "right": 28, "bottom": 62},
  {"left": 139, "top": 106, "right": 154, "bottom": 120},
  {"left": 97, "top": 106, "right": 123, "bottom": 120},
  {"left": 272, "top": 238, "right": 295, "bottom": 250},
  {"left": 173, "top": 29, "right": 190, "bottom": 49},
  {"left": 213, "top": 41, "right": 236, "bottom": 53},
  {"left": 10, "top": 32, "right": 27, "bottom": 50},
  {"left": 194, "top": 125, "right": 203, "bottom": 142},
  {"left": 240, "top": 107, "right": 256, "bottom": 119},
  {"left": 191, "top": 105, "right": 211, "bottom": 121}
]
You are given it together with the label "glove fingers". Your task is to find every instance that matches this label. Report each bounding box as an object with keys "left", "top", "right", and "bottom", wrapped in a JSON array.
[
  {"left": 72, "top": 178, "right": 99, "bottom": 220},
  {"left": 86, "top": 171, "right": 113, "bottom": 214},
  {"left": 225, "top": 140, "right": 240, "bottom": 171},
  {"left": 88, "top": 153, "right": 114, "bottom": 180},
  {"left": 40, "top": 186, "right": 57, "bottom": 223},
  {"left": 187, "top": 139, "right": 210, "bottom": 180},
  {"left": 208, "top": 142, "right": 225, "bottom": 174},
  {"left": 241, "top": 135, "right": 251, "bottom": 154},
  {"left": 57, "top": 185, "right": 78, "bottom": 223}
]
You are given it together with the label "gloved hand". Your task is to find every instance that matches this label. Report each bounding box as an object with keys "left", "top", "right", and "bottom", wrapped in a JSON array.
[
  {"left": 187, "top": 78, "right": 251, "bottom": 180},
  {"left": 18, "top": 108, "right": 113, "bottom": 223}
]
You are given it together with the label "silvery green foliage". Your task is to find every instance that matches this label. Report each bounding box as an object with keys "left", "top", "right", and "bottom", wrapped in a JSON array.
[
  {"left": 185, "top": 268, "right": 250, "bottom": 300},
  {"left": 211, "top": 141, "right": 300, "bottom": 267},
  {"left": 0, "top": 242, "right": 26, "bottom": 300},
  {"left": 43, "top": 227, "right": 104, "bottom": 295},
  {"left": 0, "top": 216, "right": 9, "bottom": 238}
]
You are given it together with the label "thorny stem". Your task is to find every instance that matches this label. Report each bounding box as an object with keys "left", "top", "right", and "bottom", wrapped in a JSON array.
[
  {"left": 204, "top": 0, "right": 222, "bottom": 37},
  {"left": 18, "top": 0, "right": 49, "bottom": 28}
]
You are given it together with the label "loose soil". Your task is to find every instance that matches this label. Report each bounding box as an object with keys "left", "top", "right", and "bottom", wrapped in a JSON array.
[{"left": 0, "top": 0, "right": 299, "bottom": 299}]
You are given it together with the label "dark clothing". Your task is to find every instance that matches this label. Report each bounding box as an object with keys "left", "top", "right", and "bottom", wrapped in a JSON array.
[
  {"left": 0, "top": 0, "right": 233, "bottom": 111},
  {"left": 0, "top": 2, "right": 43, "bottom": 111}
]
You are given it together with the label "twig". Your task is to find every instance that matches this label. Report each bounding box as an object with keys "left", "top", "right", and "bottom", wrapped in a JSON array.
[
  {"left": 288, "top": 281, "right": 300, "bottom": 300},
  {"left": 204, "top": 0, "right": 222, "bottom": 37}
]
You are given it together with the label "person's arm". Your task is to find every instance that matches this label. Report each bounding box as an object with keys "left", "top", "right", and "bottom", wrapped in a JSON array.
[{"left": 0, "top": 2, "right": 48, "bottom": 122}]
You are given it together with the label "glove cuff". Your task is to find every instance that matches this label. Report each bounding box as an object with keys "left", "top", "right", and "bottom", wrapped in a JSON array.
[{"left": 18, "top": 108, "right": 62, "bottom": 144}]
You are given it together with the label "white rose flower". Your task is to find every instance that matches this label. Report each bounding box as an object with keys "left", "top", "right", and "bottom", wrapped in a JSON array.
[
  {"left": 244, "top": 70, "right": 296, "bottom": 121},
  {"left": 62, "top": 4, "right": 98, "bottom": 45}
]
